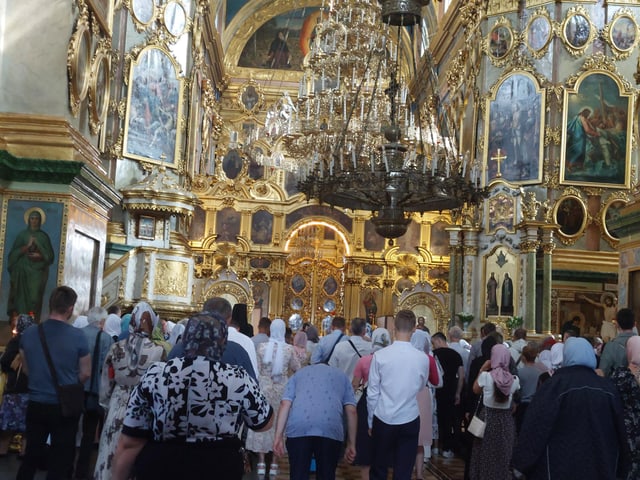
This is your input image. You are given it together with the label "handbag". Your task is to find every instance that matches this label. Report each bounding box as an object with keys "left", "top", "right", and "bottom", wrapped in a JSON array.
[
  {"left": 38, "top": 324, "right": 85, "bottom": 418},
  {"left": 85, "top": 331, "right": 104, "bottom": 412},
  {"left": 467, "top": 395, "right": 486, "bottom": 439}
]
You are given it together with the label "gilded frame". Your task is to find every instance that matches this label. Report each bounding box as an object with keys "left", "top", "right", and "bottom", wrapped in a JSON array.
[
  {"left": 87, "top": 0, "right": 114, "bottom": 36},
  {"left": 122, "top": 45, "right": 185, "bottom": 170},
  {"left": 603, "top": 9, "right": 638, "bottom": 60},
  {"left": 553, "top": 190, "right": 587, "bottom": 245},
  {"left": 67, "top": 13, "right": 92, "bottom": 117},
  {"left": 483, "top": 71, "right": 545, "bottom": 185},
  {"left": 561, "top": 6, "right": 596, "bottom": 56},
  {"left": 483, "top": 246, "right": 518, "bottom": 320},
  {"left": 162, "top": 0, "right": 188, "bottom": 39},
  {"left": 137, "top": 215, "right": 156, "bottom": 240},
  {"left": 485, "top": 16, "right": 515, "bottom": 67},
  {"left": 486, "top": 192, "right": 516, "bottom": 235},
  {"left": 600, "top": 192, "right": 630, "bottom": 247},
  {"left": 88, "top": 39, "right": 112, "bottom": 135},
  {"left": 238, "top": 80, "right": 264, "bottom": 114},
  {"left": 130, "top": 0, "right": 156, "bottom": 30},
  {"left": 560, "top": 70, "right": 632, "bottom": 188},
  {"left": 525, "top": 7, "right": 553, "bottom": 59}
]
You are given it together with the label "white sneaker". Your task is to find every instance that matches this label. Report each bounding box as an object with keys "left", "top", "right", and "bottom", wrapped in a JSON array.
[
  {"left": 442, "top": 450, "right": 455, "bottom": 459},
  {"left": 431, "top": 447, "right": 439, "bottom": 456}
]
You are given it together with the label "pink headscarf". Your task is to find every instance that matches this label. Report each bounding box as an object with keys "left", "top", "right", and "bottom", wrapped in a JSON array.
[
  {"left": 490, "top": 344, "right": 514, "bottom": 396},
  {"left": 627, "top": 336, "right": 640, "bottom": 366}
]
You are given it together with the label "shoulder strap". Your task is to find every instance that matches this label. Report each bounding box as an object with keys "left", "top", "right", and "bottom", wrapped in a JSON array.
[
  {"left": 324, "top": 332, "right": 345, "bottom": 364},
  {"left": 89, "top": 331, "right": 102, "bottom": 391},
  {"left": 347, "top": 339, "right": 362, "bottom": 358},
  {"left": 38, "top": 324, "right": 61, "bottom": 390}
]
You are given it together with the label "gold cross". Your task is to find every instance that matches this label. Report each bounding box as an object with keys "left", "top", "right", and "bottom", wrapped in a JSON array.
[{"left": 491, "top": 148, "right": 507, "bottom": 178}]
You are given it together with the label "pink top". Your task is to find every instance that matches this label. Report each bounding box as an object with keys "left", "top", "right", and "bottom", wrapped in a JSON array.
[{"left": 353, "top": 354, "right": 374, "bottom": 384}]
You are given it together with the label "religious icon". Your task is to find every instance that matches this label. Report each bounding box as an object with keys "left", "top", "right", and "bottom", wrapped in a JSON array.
[{"left": 486, "top": 272, "right": 499, "bottom": 316}]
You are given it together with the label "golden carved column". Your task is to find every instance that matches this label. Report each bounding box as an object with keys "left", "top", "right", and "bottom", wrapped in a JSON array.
[
  {"left": 540, "top": 225, "right": 558, "bottom": 335},
  {"left": 343, "top": 273, "right": 362, "bottom": 320},
  {"left": 461, "top": 227, "right": 480, "bottom": 320},
  {"left": 446, "top": 227, "right": 463, "bottom": 325},
  {"left": 517, "top": 222, "right": 542, "bottom": 332},
  {"left": 382, "top": 278, "right": 395, "bottom": 318},
  {"left": 269, "top": 272, "right": 285, "bottom": 319}
]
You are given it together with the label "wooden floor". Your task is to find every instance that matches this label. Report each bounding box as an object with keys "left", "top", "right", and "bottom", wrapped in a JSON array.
[
  {"left": 247, "top": 451, "right": 466, "bottom": 480},
  {"left": 0, "top": 445, "right": 466, "bottom": 479}
]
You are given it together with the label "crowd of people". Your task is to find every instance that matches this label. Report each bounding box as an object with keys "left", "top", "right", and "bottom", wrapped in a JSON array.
[{"left": 0, "top": 287, "right": 637, "bottom": 480}]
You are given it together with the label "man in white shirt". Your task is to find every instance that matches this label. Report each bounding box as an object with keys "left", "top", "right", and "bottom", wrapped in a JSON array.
[
  {"left": 329, "top": 317, "right": 372, "bottom": 379},
  {"left": 448, "top": 326, "right": 470, "bottom": 374},
  {"left": 252, "top": 316, "right": 271, "bottom": 348},
  {"left": 509, "top": 328, "right": 528, "bottom": 365},
  {"left": 367, "top": 310, "right": 430, "bottom": 480},
  {"left": 203, "top": 297, "right": 259, "bottom": 375},
  {"left": 310, "top": 316, "right": 348, "bottom": 364}
]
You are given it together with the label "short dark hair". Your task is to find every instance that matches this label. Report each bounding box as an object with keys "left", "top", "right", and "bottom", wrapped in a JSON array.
[
  {"left": 350, "top": 317, "right": 367, "bottom": 336},
  {"left": 522, "top": 342, "right": 539, "bottom": 362},
  {"left": 482, "top": 322, "right": 497, "bottom": 336},
  {"left": 395, "top": 310, "right": 416, "bottom": 332},
  {"left": 203, "top": 297, "right": 232, "bottom": 321},
  {"left": 258, "top": 317, "right": 271, "bottom": 330},
  {"left": 49, "top": 286, "right": 77, "bottom": 315},
  {"left": 432, "top": 332, "right": 447, "bottom": 344},
  {"left": 487, "top": 330, "right": 504, "bottom": 345},
  {"left": 107, "top": 305, "right": 121, "bottom": 315},
  {"left": 617, "top": 308, "right": 635, "bottom": 330},
  {"left": 332, "top": 316, "right": 346, "bottom": 330},
  {"left": 513, "top": 328, "right": 527, "bottom": 340}
]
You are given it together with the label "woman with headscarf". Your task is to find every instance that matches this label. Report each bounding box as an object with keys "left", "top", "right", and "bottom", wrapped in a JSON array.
[
  {"left": 104, "top": 313, "right": 122, "bottom": 342},
  {"left": 245, "top": 318, "right": 300, "bottom": 477},
  {"left": 610, "top": 336, "right": 640, "bottom": 479},
  {"left": 550, "top": 342, "right": 564, "bottom": 372},
  {"left": 94, "top": 302, "right": 165, "bottom": 480},
  {"left": 410, "top": 330, "right": 441, "bottom": 480},
  {"left": 167, "top": 322, "right": 185, "bottom": 346},
  {"left": 111, "top": 311, "right": 273, "bottom": 480},
  {"left": 469, "top": 344, "right": 520, "bottom": 480},
  {"left": 292, "top": 330, "right": 309, "bottom": 367},
  {"left": 305, "top": 325, "right": 320, "bottom": 357},
  {"left": 0, "top": 314, "right": 34, "bottom": 456},
  {"left": 350, "top": 327, "right": 390, "bottom": 480},
  {"left": 118, "top": 313, "right": 132, "bottom": 341},
  {"left": 513, "top": 337, "right": 629, "bottom": 479}
]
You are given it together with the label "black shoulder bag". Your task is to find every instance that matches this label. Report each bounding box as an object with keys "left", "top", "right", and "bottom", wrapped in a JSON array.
[{"left": 38, "top": 324, "right": 85, "bottom": 418}]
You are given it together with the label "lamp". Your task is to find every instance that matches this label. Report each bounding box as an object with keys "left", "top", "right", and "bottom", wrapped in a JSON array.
[{"left": 279, "top": 0, "right": 487, "bottom": 240}]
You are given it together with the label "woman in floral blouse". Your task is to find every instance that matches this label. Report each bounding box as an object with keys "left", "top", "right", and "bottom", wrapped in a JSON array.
[
  {"left": 112, "top": 311, "right": 273, "bottom": 480},
  {"left": 610, "top": 335, "right": 640, "bottom": 479}
]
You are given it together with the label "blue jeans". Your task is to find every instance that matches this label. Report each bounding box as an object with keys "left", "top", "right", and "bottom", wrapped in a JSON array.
[
  {"left": 17, "top": 401, "right": 80, "bottom": 480},
  {"left": 285, "top": 436, "right": 342, "bottom": 480},
  {"left": 370, "top": 415, "right": 420, "bottom": 480}
]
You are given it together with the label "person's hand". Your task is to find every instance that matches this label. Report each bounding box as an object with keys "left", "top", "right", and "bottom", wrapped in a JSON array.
[
  {"left": 480, "top": 359, "right": 491, "bottom": 372},
  {"left": 344, "top": 444, "right": 356, "bottom": 463},
  {"left": 454, "top": 393, "right": 461, "bottom": 405},
  {"left": 273, "top": 436, "right": 285, "bottom": 457}
]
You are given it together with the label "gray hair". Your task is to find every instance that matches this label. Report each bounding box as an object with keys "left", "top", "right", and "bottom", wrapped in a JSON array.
[{"left": 87, "top": 306, "right": 108, "bottom": 325}]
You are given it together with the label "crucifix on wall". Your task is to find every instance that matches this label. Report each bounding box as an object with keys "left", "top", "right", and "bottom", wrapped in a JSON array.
[{"left": 491, "top": 148, "right": 507, "bottom": 178}]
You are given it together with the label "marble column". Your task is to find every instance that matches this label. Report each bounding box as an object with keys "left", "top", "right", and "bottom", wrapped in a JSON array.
[
  {"left": 517, "top": 223, "right": 541, "bottom": 331},
  {"left": 461, "top": 227, "right": 480, "bottom": 319},
  {"left": 540, "top": 225, "right": 557, "bottom": 334},
  {"left": 446, "top": 227, "right": 463, "bottom": 324}
]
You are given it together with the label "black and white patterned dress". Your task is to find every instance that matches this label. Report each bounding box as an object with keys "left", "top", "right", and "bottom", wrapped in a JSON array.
[{"left": 122, "top": 356, "right": 272, "bottom": 442}]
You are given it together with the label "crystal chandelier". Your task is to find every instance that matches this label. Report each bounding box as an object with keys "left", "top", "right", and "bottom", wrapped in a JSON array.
[{"left": 279, "top": 0, "right": 487, "bottom": 240}]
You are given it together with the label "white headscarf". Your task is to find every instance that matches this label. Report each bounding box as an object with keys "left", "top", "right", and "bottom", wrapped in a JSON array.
[
  {"left": 73, "top": 315, "right": 88, "bottom": 328},
  {"left": 131, "top": 302, "right": 159, "bottom": 330},
  {"left": 263, "top": 318, "right": 286, "bottom": 377},
  {"left": 550, "top": 342, "right": 564, "bottom": 370},
  {"left": 104, "top": 314, "right": 121, "bottom": 338},
  {"left": 168, "top": 323, "right": 185, "bottom": 346},
  {"left": 371, "top": 328, "right": 390, "bottom": 352}
]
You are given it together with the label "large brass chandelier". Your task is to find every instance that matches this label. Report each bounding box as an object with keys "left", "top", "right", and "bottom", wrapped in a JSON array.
[{"left": 280, "top": 0, "right": 487, "bottom": 239}]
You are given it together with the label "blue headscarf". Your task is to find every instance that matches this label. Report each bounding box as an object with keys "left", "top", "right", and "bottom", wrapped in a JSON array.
[{"left": 562, "top": 337, "right": 596, "bottom": 369}]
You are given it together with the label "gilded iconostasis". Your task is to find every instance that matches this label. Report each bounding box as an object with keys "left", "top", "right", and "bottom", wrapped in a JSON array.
[{"left": 5, "top": 0, "right": 640, "bottom": 339}]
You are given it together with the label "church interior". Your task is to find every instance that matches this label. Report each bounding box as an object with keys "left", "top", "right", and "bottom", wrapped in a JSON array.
[{"left": 2, "top": 0, "right": 640, "bottom": 341}]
